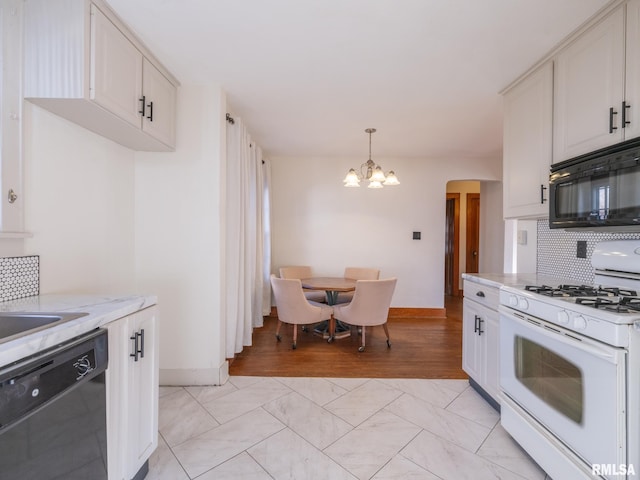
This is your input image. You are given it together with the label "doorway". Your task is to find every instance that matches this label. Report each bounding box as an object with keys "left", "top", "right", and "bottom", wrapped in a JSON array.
[
  {"left": 466, "top": 193, "right": 480, "bottom": 274},
  {"left": 445, "top": 194, "right": 460, "bottom": 296},
  {"left": 445, "top": 181, "right": 480, "bottom": 296}
]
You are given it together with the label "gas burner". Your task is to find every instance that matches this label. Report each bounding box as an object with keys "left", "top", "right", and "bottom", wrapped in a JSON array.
[
  {"left": 576, "top": 296, "right": 640, "bottom": 313},
  {"left": 525, "top": 284, "right": 638, "bottom": 298},
  {"left": 556, "top": 285, "right": 603, "bottom": 297},
  {"left": 619, "top": 297, "right": 640, "bottom": 312},
  {"left": 598, "top": 287, "right": 638, "bottom": 297},
  {"left": 525, "top": 284, "right": 604, "bottom": 297},
  {"left": 525, "top": 285, "right": 560, "bottom": 295}
]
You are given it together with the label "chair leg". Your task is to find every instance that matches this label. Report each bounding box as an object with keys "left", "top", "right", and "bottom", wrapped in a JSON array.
[
  {"left": 383, "top": 322, "right": 391, "bottom": 348},
  {"left": 327, "top": 315, "right": 336, "bottom": 343},
  {"left": 292, "top": 324, "right": 297, "bottom": 349},
  {"left": 358, "top": 326, "right": 366, "bottom": 352},
  {"left": 275, "top": 320, "right": 283, "bottom": 342}
]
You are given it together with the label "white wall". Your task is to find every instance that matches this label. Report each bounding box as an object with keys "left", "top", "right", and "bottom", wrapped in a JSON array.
[
  {"left": 270, "top": 156, "right": 501, "bottom": 308},
  {"left": 19, "top": 103, "right": 136, "bottom": 293},
  {"left": 479, "top": 181, "right": 504, "bottom": 273},
  {"left": 134, "top": 84, "right": 227, "bottom": 385}
]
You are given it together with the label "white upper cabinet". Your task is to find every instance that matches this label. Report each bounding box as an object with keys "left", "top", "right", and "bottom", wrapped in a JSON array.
[
  {"left": 91, "top": 5, "right": 144, "bottom": 129},
  {"left": 625, "top": 0, "right": 640, "bottom": 141},
  {"left": 503, "top": 62, "right": 553, "bottom": 219},
  {"left": 1, "top": 0, "right": 25, "bottom": 234},
  {"left": 141, "top": 59, "right": 177, "bottom": 148},
  {"left": 553, "top": 4, "right": 631, "bottom": 162},
  {"left": 24, "top": 0, "right": 178, "bottom": 151}
]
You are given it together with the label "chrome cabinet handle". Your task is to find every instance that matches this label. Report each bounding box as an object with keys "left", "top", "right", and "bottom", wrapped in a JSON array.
[
  {"left": 130, "top": 330, "right": 144, "bottom": 362},
  {"left": 7, "top": 189, "right": 17, "bottom": 204},
  {"left": 139, "top": 329, "right": 145, "bottom": 359},
  {"left": 130, "top": 332, "right": 139, "bottom": 362},
  {"left": 610, "top": 107, "right": 618, "bottom": 134},
  {"left": 623, "top": 101, "right": 631, "bottom": 128}
]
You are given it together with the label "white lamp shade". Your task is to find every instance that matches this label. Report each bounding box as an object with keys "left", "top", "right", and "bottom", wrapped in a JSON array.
[
  {"left": 343, "top": 169, "right": 360, "bottom": 186},
  {"left": 368, "top": 180, "right": 383, "bottom": 189},
  {"left": 370, "top": 166, "right": 386, "bottom": 182},
  {"left": 383, "top": 171, "right": 400, "bottom": 186}
]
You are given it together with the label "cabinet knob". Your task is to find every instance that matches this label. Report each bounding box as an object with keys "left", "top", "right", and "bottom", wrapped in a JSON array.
[
  {"left": 7, "top": 189, "right": 17, "bottom": 204},
  {"left": 476, "top": 291, "right": 485, "bottom": 298}
]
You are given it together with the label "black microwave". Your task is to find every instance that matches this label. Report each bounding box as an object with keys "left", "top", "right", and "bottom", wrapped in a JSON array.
[{"left": 549, "top": 138, "right": 640, "bottom": 229}]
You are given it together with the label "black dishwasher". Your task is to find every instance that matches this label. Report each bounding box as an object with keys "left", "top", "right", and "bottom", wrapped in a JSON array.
[{"left": 0, "top": 328, "right": 108, "bottom": 480}]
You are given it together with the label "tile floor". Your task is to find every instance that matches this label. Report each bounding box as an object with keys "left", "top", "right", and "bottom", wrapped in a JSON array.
[{"left": 148, "top": 376, "right": 551, "bottom": 480}]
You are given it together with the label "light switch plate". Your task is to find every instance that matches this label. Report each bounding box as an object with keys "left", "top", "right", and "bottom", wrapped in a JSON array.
[{"left": 517, "top": 230, "right": 527, "bottom": 245}]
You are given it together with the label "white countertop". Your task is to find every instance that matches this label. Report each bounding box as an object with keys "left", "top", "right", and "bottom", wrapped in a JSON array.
[
  {"left": 462, "top": 273, "right": 578, "bottom": 289},
  {"left": 0, "top": 293, "right": 157, "bottom": 367}
]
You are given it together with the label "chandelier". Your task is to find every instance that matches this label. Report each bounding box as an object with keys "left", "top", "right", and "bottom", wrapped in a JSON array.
[{"left": 343, "top": 128, "right": 400, "bottom": 188}]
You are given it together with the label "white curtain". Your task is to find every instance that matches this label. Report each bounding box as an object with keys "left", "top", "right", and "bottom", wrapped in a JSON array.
[{"left": 225, "top": 116, "right": 271, "bottom": 358}]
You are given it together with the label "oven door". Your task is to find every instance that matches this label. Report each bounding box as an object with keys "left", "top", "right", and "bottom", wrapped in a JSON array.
[{"left": 500, "top": 306, "right": 626, "bottom": 468}]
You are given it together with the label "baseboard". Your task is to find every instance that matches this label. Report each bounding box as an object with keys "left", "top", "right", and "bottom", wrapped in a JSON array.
[
  {"left": 269, "top": 306, "right": 446, "bottom": 319},
  {"left": 388, "top": 307, "right": 446, "bottom": 318},
  {"left": 160, "top": 362, "right": 229, "bottom": 386}
]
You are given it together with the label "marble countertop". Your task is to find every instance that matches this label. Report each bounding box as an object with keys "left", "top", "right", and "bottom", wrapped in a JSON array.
[
  {"left": 462, "top": 273, "right": 578, "bottom": 289},
  {"left": 0, "top": 293, "right": 157, "bottom": 368}
]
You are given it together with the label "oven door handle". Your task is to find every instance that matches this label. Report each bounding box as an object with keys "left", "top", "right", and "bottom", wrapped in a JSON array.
[{"left": 499, "top": 306, "right": 623, "bottom": 364}]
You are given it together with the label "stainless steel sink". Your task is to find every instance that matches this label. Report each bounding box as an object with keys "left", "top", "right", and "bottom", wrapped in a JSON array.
[{"left": 0, "top": 312, "right": 89, "bottom": 343}]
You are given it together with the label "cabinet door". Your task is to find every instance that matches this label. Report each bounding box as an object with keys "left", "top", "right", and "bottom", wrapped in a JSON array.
[
  {"left": 91, "top": 5, "right": 143, "bottom": 129},
  {"left": 142, "top": 59, "right": 177, "bottom": 148},
  {"left": 503, "top": 62, "right": 553, "bottom": 219},
  {"left": 1, "top": 0, "right": 24, "bottom": 233},
  {"left": 127, "top": 306, "right": 159, "bottom": 478},
  {"left": 462, "top": 298, "right": 483, "bottom": 383},
  {"left": 106, "top": 317, "right": 128, "bottom": 480},
  {"left": 625, "top": 0, "right": 640, "bottom": 141},
  {"left": 553, "top": 7, "right": 625, "bottom": 162},
  {"left": 483, "top": 312, "right": 500, "bottom": 404}
]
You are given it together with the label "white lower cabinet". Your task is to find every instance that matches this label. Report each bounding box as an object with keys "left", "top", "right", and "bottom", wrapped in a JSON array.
[
  {"left": 462, "top": 281, "right": 500, "bottom": 405},
  {"left": 106, "top": 306, "right": 159, "bottom": 480}
]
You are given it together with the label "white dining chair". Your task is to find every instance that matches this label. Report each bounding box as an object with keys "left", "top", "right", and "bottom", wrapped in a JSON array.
[
  {"left": 270, "top": 275, "right": 334, "bottom": 349},
  {"left": 335, "top": 267, "right": 380, "bottom": 304},
  {"left": 332, "top": 277, "right": 397, "bottom": 352},
  {"left": 279, "top": 266, "right": 327, "bottom": 303}
]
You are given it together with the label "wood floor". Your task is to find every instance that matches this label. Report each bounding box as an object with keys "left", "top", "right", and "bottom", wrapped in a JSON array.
[{"left": 229, "top": 295, "right": 467, "bottom": 379}]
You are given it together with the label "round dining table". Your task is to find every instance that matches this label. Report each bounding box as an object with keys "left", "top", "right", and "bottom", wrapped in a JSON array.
[
  {"left": 300, "top": 277, "right": 357, "bottom": 340},
  {"left": 300, "top": 277, "right": 356, "bottom": 305}
]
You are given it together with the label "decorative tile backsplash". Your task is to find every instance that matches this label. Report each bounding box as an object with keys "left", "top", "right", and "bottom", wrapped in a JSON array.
[
  {"left": 537, "top": 220, "right": 640, "bottom": 283},
  {"left": 0, "top": 256, "right": 39, "bottom": 302}
]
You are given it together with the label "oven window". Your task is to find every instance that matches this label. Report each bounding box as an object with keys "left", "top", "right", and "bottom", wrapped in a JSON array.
[{"left": 514, "top": 336, "right": 583, "bottom": 424}]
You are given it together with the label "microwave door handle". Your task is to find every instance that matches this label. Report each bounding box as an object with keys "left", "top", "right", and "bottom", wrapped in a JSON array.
[{"left": 499, "top": 307, "right": 621, "bottom": 364}]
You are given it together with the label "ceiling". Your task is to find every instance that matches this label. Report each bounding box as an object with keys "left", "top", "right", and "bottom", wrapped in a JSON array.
[{"left": 105, "top": 0, "right": 612, "bottom": 160}]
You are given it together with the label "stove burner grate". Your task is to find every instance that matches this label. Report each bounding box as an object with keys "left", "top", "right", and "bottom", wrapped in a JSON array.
[
  {"left": 525, "top": 284, "right": 638, "bottom": 298},
  {"left": 576, "top": 296, "right": 640, "bottom": 313}
]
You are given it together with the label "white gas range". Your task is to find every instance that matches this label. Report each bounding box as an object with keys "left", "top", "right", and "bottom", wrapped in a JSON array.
[{"left": 499, "top": 240, "right": 640, "bottom": 480}]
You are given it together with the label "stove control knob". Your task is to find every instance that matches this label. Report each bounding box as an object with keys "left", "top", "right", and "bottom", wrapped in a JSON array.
[
  {"left": 557, "top": 311, "right": 570, "bottom": 325},
  {"left": 509, "top": 295, "right": 519, "bottom": 307},
  {"left": 518, "top": 297, "right": 529, "bottom": 310},
  {"left": 574, "top": 316, "right": 588, "bottom": 331}
]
